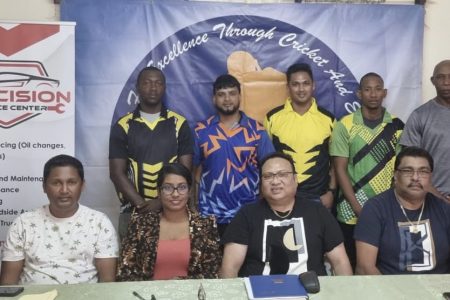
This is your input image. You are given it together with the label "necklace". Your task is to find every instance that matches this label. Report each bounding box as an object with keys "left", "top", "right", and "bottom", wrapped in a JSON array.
[
  {"left": 272, "top": 208, "right": 292, "bottom": 219},
  {"left": 395, "top": 192, "right": 425, "bottom": 233}
]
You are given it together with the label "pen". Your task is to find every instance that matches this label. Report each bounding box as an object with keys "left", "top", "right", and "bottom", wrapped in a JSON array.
[{"left": 132, "top": 291, "right": 147, "bottom": 300}]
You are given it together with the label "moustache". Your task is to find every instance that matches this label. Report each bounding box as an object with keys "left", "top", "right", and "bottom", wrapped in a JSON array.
[{"left": 408, "top": 183, "right": 423, "bottom": 189}]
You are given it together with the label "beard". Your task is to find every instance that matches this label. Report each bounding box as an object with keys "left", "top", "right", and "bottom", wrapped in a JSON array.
[{"left": 215, "top": 104, "right": 239, "bottom": 116}]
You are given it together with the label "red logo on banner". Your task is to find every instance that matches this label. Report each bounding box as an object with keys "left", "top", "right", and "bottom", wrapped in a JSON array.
[
  {"left": 0, "top": 60, "right": 71, "bottom": 129},
  {"left": 0, "top": 24, "right": 60, "bottom": 56}
]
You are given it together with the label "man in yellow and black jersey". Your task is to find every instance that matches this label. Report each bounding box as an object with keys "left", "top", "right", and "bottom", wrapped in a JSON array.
[
  {"left": 264, "top": 63, "right": 336, "bottom": 209},
  {"left": 109, "top": 67, "right": 193, "bottom": 239}
]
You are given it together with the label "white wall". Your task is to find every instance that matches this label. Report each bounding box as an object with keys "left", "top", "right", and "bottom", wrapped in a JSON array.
[
  {"left": 422, "top": 0, "right": 450, "bottom": 101},
  {"left": 0, "top": 0, "right": 59, "bottom": 21}
]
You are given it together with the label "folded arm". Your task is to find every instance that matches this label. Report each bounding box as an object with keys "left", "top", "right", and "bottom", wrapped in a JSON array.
[
  {"left": 334, "top": 156, "right": 361, "bottom": 216},
  {"left": 109, "top": 158, "right": 160, "bottom": 212}
]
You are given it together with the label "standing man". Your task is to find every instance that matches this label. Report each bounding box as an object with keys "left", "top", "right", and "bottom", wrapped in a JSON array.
[
  {"left": 109, "top": 66, "right": 193, "bottom": 239},
  {"left": 355, "top": 147, "right": 450, "bottom": 274},
  {"left": 330, "top": 72, "right": 404, "bottom": 268},
  {"left": 400, "top": 60, "right": 450, "bottom": 201},
  {"left": 265, "top": 63, "right": 336, "bottom": 208},
  {"left": 193, "top": 74, "right": 274, "bottom": 236}
]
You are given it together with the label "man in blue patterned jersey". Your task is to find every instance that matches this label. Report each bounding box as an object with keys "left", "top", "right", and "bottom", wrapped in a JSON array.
[
  {"left": 194, "top": 74, "right": 274, "bottom": 236},
  {"left": 109, "top": 67, "right": 193, "bottom": 240}
]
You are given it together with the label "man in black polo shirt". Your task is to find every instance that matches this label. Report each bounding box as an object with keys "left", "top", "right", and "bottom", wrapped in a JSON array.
[{"left": 109, "top": 66, "right": 193, "bottom": 239}]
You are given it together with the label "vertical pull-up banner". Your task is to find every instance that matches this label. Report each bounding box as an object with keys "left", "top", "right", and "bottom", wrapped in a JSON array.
[{"left": 0, "top": 21, "right": 75, "bottom": 244}]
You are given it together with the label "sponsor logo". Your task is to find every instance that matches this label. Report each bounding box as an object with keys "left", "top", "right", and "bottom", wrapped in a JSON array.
[{"left": 0, "top": 60, "right": 71, "bottom": 129}]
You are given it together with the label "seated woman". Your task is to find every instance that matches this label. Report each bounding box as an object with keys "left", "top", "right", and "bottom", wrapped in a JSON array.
[{"left": 117, "top": 163, "right": 221, "bottom": 280}]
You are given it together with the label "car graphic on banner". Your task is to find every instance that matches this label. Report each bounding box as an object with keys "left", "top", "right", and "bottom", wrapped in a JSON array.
[{"left": 0, "top": 60, "right": 68, "bottom": 129}]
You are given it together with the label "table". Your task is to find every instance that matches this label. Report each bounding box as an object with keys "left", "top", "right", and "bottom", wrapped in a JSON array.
[{"left": 1, "top": 275, "right": 449, "bottom": 300}]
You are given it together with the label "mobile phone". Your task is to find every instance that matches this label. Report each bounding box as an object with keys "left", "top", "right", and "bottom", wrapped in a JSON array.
[
  {"left": 443, "top": 292, "right": 450, "bottom": 300},
  {"left": 0, "top": 287, "right": 24, "bottom": 297}
]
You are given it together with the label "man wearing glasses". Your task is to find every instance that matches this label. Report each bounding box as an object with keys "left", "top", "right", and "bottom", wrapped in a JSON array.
[
  {"left": 354, "top": 147, "right": 450, "bottom": 274},
  {"left": 400, "top": 60, "right": 450, "bottom": 201},
  {"left": 220, "top": 152, "right": 352, "bottom": 277}
]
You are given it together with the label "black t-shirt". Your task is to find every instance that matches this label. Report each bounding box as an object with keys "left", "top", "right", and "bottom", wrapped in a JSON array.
[
  {"left": 354, "top": 189, "right": 450, "bottom": 274},
  {"left": 109, "top": 106, "right": 193, "bottom": 204},
  {"left": 222, "top": 198, "right": 343, "bottom": 276}
]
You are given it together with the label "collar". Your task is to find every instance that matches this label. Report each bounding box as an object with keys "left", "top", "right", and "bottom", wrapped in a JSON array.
[
  {"left": 284, "top": 97, "right": 319, "bottom": 115},
  {"left": 353, "top": 107, "right": 392, "bottom": 124},
  {"left": 433, "top": 97, "right": 450, "bottom": 109},
  {"left": 132, "top": 104, "right": 169, "bottom": 120},
  {"left": 210, "top": 111, "right": 249, "bottom": 126}
]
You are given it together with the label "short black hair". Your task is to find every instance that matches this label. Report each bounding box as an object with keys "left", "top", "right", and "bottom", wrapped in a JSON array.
[
  {"left": 136, "top": 66, "right": 165, "bottom": 85},
  {"left": 157, "top": 163, "right": 193, "bottom": 188},
  {"left": 286, "top": 63, "right": 313, "bottom": 83},
  {"left": 213, "top": 74, "right": 241, "bottom": 94},
  {"left": 359, "top": 72, "right": 384, "bottom": 89},
  {"left": 395, "top": 146, "right": 434, "bottom": 171},
  {"left": 43, "top": 154, "right": 84, "bottom": 183},
  {"left": 259, "top": 152, "right": 297, "bottom": 178}
]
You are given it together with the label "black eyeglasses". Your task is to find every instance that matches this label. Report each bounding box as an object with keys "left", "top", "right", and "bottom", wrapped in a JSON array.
[
  {"left": 396, "top": 168, "right": 432, "bottom": 178},
  {"left": 261, "top": 171, "right": 295, "bottom": 182},
  {"left": 160, "top": 183, "right": 189, "bottom": 195}
]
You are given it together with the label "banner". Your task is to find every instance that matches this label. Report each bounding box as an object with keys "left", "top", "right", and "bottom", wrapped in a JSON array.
[
  {"left": 61, "top": 0, "right": 424, "bottom": 223},
  {"left": 0, "top": 21, "right": 75, "bottom": 244}
]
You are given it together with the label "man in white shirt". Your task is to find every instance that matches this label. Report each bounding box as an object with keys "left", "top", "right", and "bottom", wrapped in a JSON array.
[{"left": 0, "top": 154, "right": 119, "bottom": 285}]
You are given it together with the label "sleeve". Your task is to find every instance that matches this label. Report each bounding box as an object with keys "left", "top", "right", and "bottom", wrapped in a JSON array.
[
  {"left": 257, "top": 127, "right": 275, "bottom": 160},
  {"left": 444, "top": 201, "right": 450, "bottom": 241},
  {"left": 329, "top": 120, "right": 350, "bottom": 158},
  {"left": 177, "top": 120, "right": 194, "bottom": 157},
  {"left": 94, "top": 214, "right": 119, "bottom": 259},
  {"left": 116, "top": 214, "right": 148, "bottom": 281},
  {"left": 353, "top": 199, "right": 383, "bottom": 247},
  {"left": 109, "top": 122, "right": 128, "bottom": 159},
  {"left": 193, "top": 122, "right": 202, "bottom": 167},
  {"left": 317, "top": 205, "right": 344, "bottom": 252},
  {"left": 399, "top": 111, "right": 422, "bottom": 147},
  {"left": 221, "top": 206, "right": 251, "bottom": 246},
  {"left": 1, "top": 216, "right": 25, "bottom": 262},
  {"left": 263, "top": 115, "right": 273, "bottom": 139},
  {"left": 395, "top": 124, "right": 404, "bottom": 154},
  {"left": 193, "top": 217, "right": 221, "bottom": 279}
]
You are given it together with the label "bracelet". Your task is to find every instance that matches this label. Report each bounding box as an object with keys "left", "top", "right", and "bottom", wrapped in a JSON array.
[{"left": 327, "top": 188, "right": 337, "bottom": 193}]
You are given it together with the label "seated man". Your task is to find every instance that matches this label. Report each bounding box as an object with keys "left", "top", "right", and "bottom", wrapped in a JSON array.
[
  {"left": 0, "top": 154, "right": 119, "bottom": 285},
  {"left": 220, "top": 152, "right": 352, "bottom": 277},
  {"left": 354, "top": 147, "right": 450, "bottom": 275}
]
